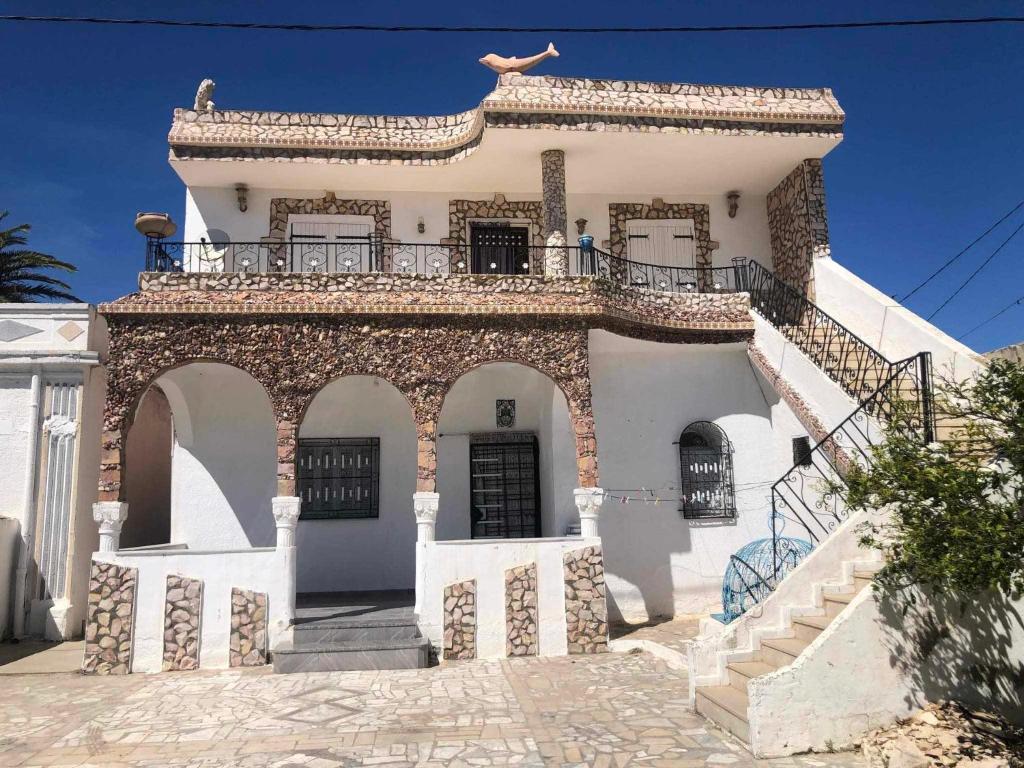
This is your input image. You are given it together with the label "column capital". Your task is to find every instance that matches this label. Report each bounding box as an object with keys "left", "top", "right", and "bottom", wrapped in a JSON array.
[
  {"left": 413, "top": 491, "right": 439, "bottom": 525},
  {"left": 574, "top": 487, "right": 604, "bottom": 538},
  {"left": 93, "top": 501, "right": 128, "bottom": 552},
  {"left": 272, "top": 496, "right": 301, "bottom": 548}
]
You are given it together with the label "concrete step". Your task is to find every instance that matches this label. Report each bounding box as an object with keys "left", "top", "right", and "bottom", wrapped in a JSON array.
[
  {"left": 695, "top": 686, "right": 750, "bottom": 743},
  {"left": 791, "top": 614, "right": 830, "bottom": 644},
  {"left": 823, "top": 590, "right": 855, "bottom": 619},
  {"left": 758, "top": 636, "right": 810, "bottom": 668},
  {"left": 726, "top": 660, "right": 776, "bottom": 693},
  {"left": 272, "top": 636, "right": 430, "bottom": 673},
  {"left": 291, "top": 616, "right": 421, "bottom": 644},
  {"left": 853, "top": 572, "right": 876, "bottom": 590}
]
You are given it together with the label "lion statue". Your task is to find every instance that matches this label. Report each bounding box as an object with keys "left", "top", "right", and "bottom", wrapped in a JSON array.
[{"left": 194, "top": 79, "right": 216, "bottom": 113}]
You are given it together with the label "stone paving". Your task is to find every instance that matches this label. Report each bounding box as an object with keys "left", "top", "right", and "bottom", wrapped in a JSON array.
[{"left": 0, "top": 650, "right": 866, "bottom": 768}]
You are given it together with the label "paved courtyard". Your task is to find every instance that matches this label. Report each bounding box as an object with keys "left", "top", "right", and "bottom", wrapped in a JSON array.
[{"left": 0, "top": 650, "right": 865, "bottom": 768}]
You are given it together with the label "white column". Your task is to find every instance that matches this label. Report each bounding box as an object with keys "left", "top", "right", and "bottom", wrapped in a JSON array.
[
  {"left": 413, "top": 492, "right": 439, "bottom": 616},
  {"left": 92, "top": 501, "right": 128, "bottom": 553},
  {"left": 272, "top": 496, "right": 301, "bottom": 630},
  {"left": 574, "top": 487, "right": 604, "bottom": 538}
]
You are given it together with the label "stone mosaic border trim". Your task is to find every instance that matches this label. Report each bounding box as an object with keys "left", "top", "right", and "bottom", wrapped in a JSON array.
[
  {"left": 447, "top": 195, "right": 545, "bottom": 274},
  {"left": 83, "top": 560, "right": 137, "bottom": 675},
  {"left": 443, "top": 579, "right": 476, "bottom": 660},
  {"left": 766, "top": 159, "right": 829, "bottom": 297},
  {"left": 168, "top": 74, "right": 844, "bottom": 159},
  {"left": 563, "top": 546, "right": 609, "bottom": 654},
  {"left": 162, "top": 574, "right": 202, "bottom": 671},
  {"left": 229, "top": 587, "right": 268, "bottom": 667},
  {"left": 608, "top": 200, "right": 713, "bottom": 270},
  {"left": 747, "top": 341, "right": 851, "bottom": 470},
  {"left": 505, "top": 563, "right": 538, "bottom": 657},
  {"left": 269, "top": 193, "right": 391, "bottom": 242}
]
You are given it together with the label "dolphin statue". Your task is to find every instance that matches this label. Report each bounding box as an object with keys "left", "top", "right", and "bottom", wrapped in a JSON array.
[{"left": 479, "top": 42, "right": 559, "bottom": 75}]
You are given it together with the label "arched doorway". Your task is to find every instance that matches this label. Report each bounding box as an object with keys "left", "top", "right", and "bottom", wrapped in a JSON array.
[
  {"left": 436, "top": 362, "right": 578, "bottom": 541},
  {"left": 296, "top": 375, "right": 417, "bottom": 592},
  {"left": 120, "top": 362, "right": 277, "bottom": 549}
]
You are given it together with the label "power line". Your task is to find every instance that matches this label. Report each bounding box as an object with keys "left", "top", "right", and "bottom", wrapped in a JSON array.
[
  {"left": 898, "top": 199, "right": 1024, "bottom": 302},
  {"left": 1, "top": 15, "right": 1023, "bottom": 34},
  {"left": 926, "top": 220, "right": 1024, "bottom": 321},
  {"left": 959, "top": 295, "right": 1024, "bottom": 340}
]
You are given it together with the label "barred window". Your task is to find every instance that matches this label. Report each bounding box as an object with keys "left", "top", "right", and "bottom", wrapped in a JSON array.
[
  {"left": 678, "top": 421, "right": 736, "bottom": 519},
  {"left": 298, "top": 438, "right": 379, "bottom": 520}
]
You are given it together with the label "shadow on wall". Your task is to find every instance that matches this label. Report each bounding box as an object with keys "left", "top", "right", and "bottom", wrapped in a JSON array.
[
  {"left": 878, "top": 588, "right": 1024, "bottom": 725},
  {"left": 121, "top": 386, "right": 172, "bottom": 549}
]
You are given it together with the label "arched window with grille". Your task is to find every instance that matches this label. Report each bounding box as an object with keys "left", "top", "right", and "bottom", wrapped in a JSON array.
[{"left": 678, "top": 421, "right": 736, "bottom": 519}]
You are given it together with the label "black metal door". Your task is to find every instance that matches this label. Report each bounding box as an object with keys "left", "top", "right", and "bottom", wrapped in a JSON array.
[
  {"left": 469, "top": 436, "right": 541, "bottom": 539},
  {"left": 470, "top": 224, "right": 530, "bottom": 275}
]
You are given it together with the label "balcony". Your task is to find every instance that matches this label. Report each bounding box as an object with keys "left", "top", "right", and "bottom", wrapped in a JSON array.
[{"left": 144, "top": 238, "right": 752, "bottom": 295}]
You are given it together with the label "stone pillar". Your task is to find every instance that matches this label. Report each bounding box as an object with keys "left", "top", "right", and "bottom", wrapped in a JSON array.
[
  {"left": 413, "top": 491, "right": 439, "bottom": 616},
  {"left": 272, "top": 495, "right": 301, "bottom": 631},
  {"left": 276, "top": 421, "right": 297, "bottom": 497},
  {"left": 93, "top": 501, "right": 128, "bottom": 552},
  {"left": 541, "top": 149, "right": 569, "bottom": 277},
  {"left": 574, "top": 488, "right": 604, "bottom": 538}
]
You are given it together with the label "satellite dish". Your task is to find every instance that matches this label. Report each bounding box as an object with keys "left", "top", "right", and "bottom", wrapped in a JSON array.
[
  {"left": 197, "top": 230, "right": 231, "bottom": 270},
  {"left": 201, "top": 229, "right": 231, "bottom": 247}
]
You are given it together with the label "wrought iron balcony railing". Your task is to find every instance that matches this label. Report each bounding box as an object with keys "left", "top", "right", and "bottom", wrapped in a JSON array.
[{"left": 143, "top": 238, "right": 753, "bottom": 294}]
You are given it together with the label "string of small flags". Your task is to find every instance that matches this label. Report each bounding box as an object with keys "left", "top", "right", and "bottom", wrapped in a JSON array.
[{"left": 601, "top": 480, "right": 778, "bottom": 505}]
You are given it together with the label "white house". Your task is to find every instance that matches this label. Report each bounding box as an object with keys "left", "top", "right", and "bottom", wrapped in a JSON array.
[
  {"left": 0, "top": 304, "right": 106, "bottom": 641},
  {"left": 75, "top": 62, "right": 1004, "bottom": 754}
]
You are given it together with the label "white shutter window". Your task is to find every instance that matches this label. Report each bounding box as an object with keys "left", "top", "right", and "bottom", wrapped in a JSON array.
[{"left": 626, "top": 219, "right": 696, "bottom": 268}]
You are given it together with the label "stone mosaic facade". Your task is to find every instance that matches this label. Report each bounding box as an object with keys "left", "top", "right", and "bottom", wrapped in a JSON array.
[
  {"left": 268, "top": 193, "right": 391, "bottom": 242},
  {"left": 563, "top": 546, "right": 609, "bottom": 654},
  {"left": 162, "top": 574, "right": 202, "bottom": 671},
  {"left": 608, "top": 200, "right": 713, "bottom": 271},
  {"left": 446, "top": 195, "right": 545, "bottom": 274},
  {"left": 541, "top": 150, "right": 569, "bottom": 277},
  {"left": 83, "top": 560, "right": 137, "bottom": 675},
  {"left": 767, "top": 159, "right": 830, "bottom": 297},
  {"left": 443, "top": 579, "right": 476, "bottom": 661},
  {"left": 505, "top": 563, "right": 538, "bottom": 657},
  {"left": 168, "top": 74, "right": 843, "bottom": 165},
  {"left": 229, "top": 588, "right": 268, "bottom": 667}
]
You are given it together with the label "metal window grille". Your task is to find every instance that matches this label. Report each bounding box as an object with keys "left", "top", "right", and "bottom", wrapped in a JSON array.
[
  {"left": 469, "top": 432, "right": 540, "bottom": 539},
  {"left": 297, "top": 438, "right": 379, "bottom": 520},
  {"left": 678, "top": 421, "right": 736, "bottom": 519}
]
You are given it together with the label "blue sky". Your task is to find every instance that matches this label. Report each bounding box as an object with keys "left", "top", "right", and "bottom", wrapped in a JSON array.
[{"left": 1, "top": 1, "right": 1022, "bottom": 351}]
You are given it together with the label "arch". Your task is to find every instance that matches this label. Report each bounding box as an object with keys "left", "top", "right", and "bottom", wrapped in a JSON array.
[
  {"left": 677, "top": 420, "right": 736, "bottom": 520},
  {"left": 120, "top": 361, "right": 278, "bottom": 547},
  {"left": 295, "top": 374, "right": 419, "bottom": 591},
  {"left": 436, "top": 361, "right": 581, "bottom": 540}
]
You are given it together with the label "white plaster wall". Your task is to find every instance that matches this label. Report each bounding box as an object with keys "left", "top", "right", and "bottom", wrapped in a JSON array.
[
  {"left": 122, "top": 386, "right": 172, "bottom": 549},
  {"left": 297, "top": 376, "right": 417, "bottom": 593},
  {"left": 184, "top": 187, "right": 773, "bottom": 272},
  {"left": 588, "top": 331, "right": 813, "bottom": 621},
  {"left": 813, "top": 258, "right": 985, "bottom": 381},
  {"left": 0, "top": 378, "right": 32, "bottom": 523},
  {"left": 98, "top": 547, "right": 290, "bottom": 673},
  {"left": 420, "top": 536, "right": 598, "bottom": 658},
  {"left": 436, "top": 363, "right": 578, "bottom": 541},
  {"left": 0, "top": 517, "right": 19, "bottom": 639},
  {"left": 157, "top": 364, "right": 277, "bottom": 549}
]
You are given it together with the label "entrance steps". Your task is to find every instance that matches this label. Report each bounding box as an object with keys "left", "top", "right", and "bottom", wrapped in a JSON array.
[
  {"left": 694, "top": 558, "right": 884, "bottom": 746},
  {"left": 272, "top": 590, "right": 430, "bottom": 673}
]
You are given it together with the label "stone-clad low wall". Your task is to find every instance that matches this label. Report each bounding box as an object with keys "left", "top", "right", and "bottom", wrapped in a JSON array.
[
  {"left": 229, "top": 588, "right": 268, "bottom": 667},
  {"left": 163, "top": 575, "right": 203, "bottom": 671},
  {"left": 83, "top": 561, "right": 137, "bottom": 675},
  {"left": 563, "top": 546, "right": 609, "bottom": 654},
  {"left": 443, "top": 579, "right": 477, "bottom": 660},
  {"left": 505, "top": 563, "right": 538, "bottom": 657}
]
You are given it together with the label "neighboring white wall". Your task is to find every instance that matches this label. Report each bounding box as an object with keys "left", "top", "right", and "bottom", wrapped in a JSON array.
[
  {"left": 0, "top": 518, "right": 19, "bottom": 639},
  {"left": 436, "top": 363, "right": 578, "bottom": 541},
  {"left": 184, "top": 187, "right": 773, "bottom": 271},
  {"left": 156, "top": 363, "right": 277, "bottom": 550},
  {"left": 97, "top": 547, "right": 290, "bottom": 673},
  {"left": 0, "top": 378, "right": 33, "bottom": 521},
  {"left": 420, "top": 536, "right": 598, "bottom": 658},
  {"left": 296, "top": 376, "right": 417, "bottom": 593},
  {"left": 813, "top": 258, "right": 985, "bottom": 381},
  {"left": 588, "top": 331, "right": 812, "bottom": 621}
]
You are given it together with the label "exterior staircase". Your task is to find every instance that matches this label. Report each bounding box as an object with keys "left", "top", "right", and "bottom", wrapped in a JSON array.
[
  {"left": 694, "top": 556, "right": 884, "bottom": 746},
  {"left": 272, "top": 591, "right": 430, "bottom": 673}
]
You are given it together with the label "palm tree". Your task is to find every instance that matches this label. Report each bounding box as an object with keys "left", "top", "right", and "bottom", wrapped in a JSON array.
[{"left": 0, "top": 211, "right": 80, "bottom": 302}]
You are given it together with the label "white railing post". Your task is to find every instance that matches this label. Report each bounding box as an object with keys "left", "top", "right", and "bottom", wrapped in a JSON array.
[
  {"left": 272, "top": 496, "right": 301, "bottom": 626},
  {"left": 413, "top": 491, "right": 439, "bottom": 616},
  {"left": 92, "top": 502, "right": 128, "bottom": 553},
  {"left": 574, "top": 487, "right": 604, "bottom": 538}
]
